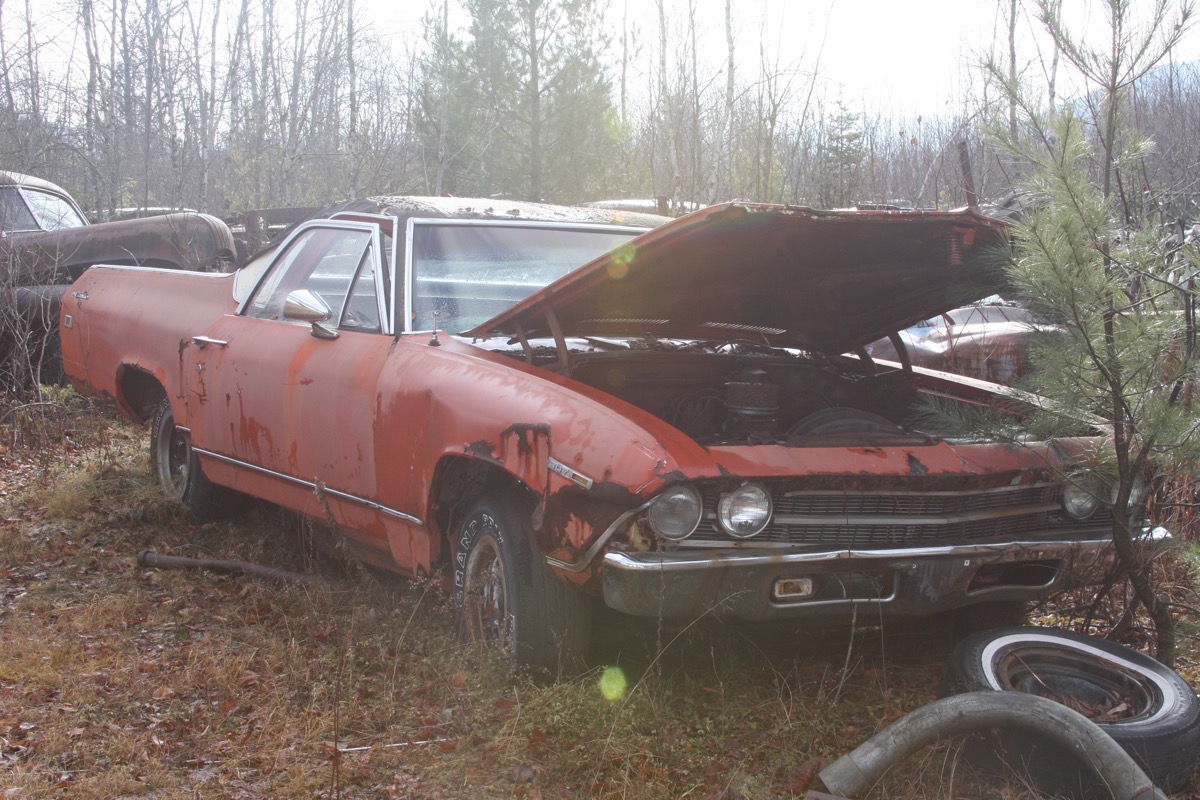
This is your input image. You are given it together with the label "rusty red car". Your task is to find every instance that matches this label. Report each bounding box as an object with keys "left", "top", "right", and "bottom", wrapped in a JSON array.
[{"left": 60, "top": 198, "right": 1123, "bottom": 674}]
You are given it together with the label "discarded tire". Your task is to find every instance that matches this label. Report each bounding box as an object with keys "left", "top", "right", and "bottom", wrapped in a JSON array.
[{"left": 940, "top": 626, "right": 1200, "bottom": 795}]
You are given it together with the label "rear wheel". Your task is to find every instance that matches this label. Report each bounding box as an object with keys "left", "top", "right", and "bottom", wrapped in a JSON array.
[
  {"left": 455, "top": 493, "right": 592, "bottom": 677},
  {"left": 149, "top": 398, "right": 239, "bottom": 516}
]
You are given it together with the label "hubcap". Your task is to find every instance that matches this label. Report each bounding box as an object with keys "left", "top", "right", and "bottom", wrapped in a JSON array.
[
  {"left": 463, "top": 533, "right": 511, "bottom": 652},
  {"left": 156, "top": 416, "right": 190, "bottom": 500}
]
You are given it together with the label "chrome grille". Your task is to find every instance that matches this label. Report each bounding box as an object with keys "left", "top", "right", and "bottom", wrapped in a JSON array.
[{"left": 693, "top": 483, "right": 1109, "bottom": 547}]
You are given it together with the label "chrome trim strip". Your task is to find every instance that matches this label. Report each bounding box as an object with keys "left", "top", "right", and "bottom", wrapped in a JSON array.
[
  {"left": 602, "top": 537, "right": 1112, "bottom": 572},
  {"left": 193, "top": 448, "right": 423, "bottom": 525},
  {"left": 88, "top": 264, "right": 233, "bottom": 278},
  {"left": 677, "top": 528, "right": 1112, "bottom": 549},
  {"left": 781, "top": 482, "right": 1059, "bottom": 499},
  {"left": 771, "top": 502, "right": 1062, "bottom": 527},
  {"left": 544, "top": 499, "right": 654, "bottom": 573}
]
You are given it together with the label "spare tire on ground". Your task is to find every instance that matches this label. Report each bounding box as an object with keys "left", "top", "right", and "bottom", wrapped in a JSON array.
[{"left": 939, "top": 626, "right": 1200, "bottom": 796}]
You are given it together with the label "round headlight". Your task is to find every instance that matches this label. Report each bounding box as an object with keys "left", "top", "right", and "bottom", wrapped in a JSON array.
[
  {"left": 717, "top": 483, "right": 772, "bottom": 538},
  {"left": 1113, "top": 474, "right": 1148, "bottom": 511},
  {"left": 1062, "top": 474, "right": 1102, "bottom": 520},
  {"left": 647, "top": 484, "right": 702, "bottom": 540}
]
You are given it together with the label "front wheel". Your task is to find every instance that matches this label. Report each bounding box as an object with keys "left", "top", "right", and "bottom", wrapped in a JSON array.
[
  {"left": 455, "top": 493, "right": 592, "bottom": 677},
  {"left": 149, "top": 398, "right": 237, "bottom": 516},
  {"left": 940, "top": 626, "right": 1200, "bottom": 794}
]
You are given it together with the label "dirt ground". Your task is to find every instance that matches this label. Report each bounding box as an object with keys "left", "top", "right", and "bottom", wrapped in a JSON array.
[{"left": 3, "top": 404, "right": 1200, "bottom": 799}]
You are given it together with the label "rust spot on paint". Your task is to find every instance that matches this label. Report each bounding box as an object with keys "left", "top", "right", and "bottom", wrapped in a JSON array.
[
  {"left": 499, "top": 423, "right": 551, "bottom": 457},
  {"left": 464, "top": 439, "right": 499, "bottom": 461},
  {"left": 906, "top": 453, "right": 929, "bottom": 476}
]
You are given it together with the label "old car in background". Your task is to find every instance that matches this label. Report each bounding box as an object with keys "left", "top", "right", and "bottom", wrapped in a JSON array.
[
  {"left": 1, "top": 170, "right": 237, "bottom": 283},
  {"left": 1, "top": 171, "right": 238, "bottom": 385},
  {"left": 865, "top": 299, "right": 1041, "bottom": 384},
  {"left": 60, "top": 198, "right": 1128, "bottom": 674}
]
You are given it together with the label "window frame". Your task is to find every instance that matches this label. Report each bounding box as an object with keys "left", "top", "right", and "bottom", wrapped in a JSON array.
[
  {"left": 236, "top": 218, "right": 393, "bottom": 335},
  {"left": 1, "top": 186, "right": 88, "bottom": 233}
]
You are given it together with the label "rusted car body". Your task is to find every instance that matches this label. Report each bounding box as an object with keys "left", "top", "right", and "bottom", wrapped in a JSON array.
[
  {"left": 0, "top": 171, "right": 237, "bottom": 285},
  {"left": 60, "top": 199, "right": 1121, "bottom": 672},
  {"left": 865, "top": 302, "right": 1040, "bottom": 384},
  {"left": 1, "top": 171, "right": 238, "bottom": 377}
]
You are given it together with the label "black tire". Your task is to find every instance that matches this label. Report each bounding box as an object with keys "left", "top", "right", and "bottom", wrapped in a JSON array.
[
  {"left": 940, "top": 626, "right": 1200, "bottom": 795},
  {"left": 454, "top": 493, "right": 592, "bottom": 678},
  {"left": 950, "top": 601, "right": 1028, "bottom": 640},
  {"left": 149, "top": 398, "right": 239, "bottom": 516}
]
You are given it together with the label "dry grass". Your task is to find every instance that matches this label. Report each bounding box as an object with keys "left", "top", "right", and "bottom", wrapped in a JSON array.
[{"left": 2, "top": 399, "right": 1199, "bottom": 799}]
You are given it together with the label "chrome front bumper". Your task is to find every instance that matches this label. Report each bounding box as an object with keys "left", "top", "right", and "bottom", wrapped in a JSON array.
[{"left": 601, "top": 538, "right": 1114, "bottom": 621}]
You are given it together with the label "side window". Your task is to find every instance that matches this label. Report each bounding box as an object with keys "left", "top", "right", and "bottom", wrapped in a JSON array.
[
  {"left": 339, "top": 241, "right": 383, "bottom": 332},
  {"left": 246, "top": 226, "right": 374, "bottom": 324},
  {"left": 23, "top": 189, "right": 86, "bottom": 230},
  {"left": 0, "top": 187, "right": 38, "bottom": 233}
]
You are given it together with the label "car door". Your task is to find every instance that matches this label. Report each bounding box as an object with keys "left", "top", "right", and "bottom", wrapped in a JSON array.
[{"left": 181, "top": 218, "right": 399, "bottom": 547}]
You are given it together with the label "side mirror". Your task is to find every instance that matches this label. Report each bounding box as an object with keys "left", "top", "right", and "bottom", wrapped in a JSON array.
[
  {"left": 283, "top": 289, "right": 339, "bottom": 340},
  {"left": 283, "top": 289, "right": 333, "bottom": 322}
]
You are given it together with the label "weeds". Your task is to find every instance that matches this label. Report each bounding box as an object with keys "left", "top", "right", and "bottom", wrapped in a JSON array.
[{"left": 2, "top": 403, "right": 1199, "bottom": 798}]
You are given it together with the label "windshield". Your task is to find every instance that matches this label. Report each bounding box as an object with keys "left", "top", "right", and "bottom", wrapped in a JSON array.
[{"left": 408, "top": 221, "right": 644, "bottom": 333}]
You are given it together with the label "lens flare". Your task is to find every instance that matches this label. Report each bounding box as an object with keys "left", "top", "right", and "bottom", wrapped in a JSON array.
[
  {"left": 606, "top": 243, "right": 636, "bottom": 279},
  {"left": 598, "top": 665, "right": 627, "bottom": 701}
]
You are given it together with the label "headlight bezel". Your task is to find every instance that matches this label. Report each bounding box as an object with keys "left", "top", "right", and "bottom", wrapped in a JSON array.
[
  {"left": 1114, "top": 473, "right": 1148, "bottom": 512},
  {"left": 717, "top": 482, "right": 773, "bottom": 538},
  {"left": 1061, "top": 473, "right": 1102, "bottom": 521},
  {"left": 647, "top": 484, "right": 703, "bottom": 541}
]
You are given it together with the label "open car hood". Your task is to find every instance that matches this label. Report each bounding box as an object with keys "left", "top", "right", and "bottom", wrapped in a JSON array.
[{"left": 467, "top": 203, "right": 1010, "bottom": 355}]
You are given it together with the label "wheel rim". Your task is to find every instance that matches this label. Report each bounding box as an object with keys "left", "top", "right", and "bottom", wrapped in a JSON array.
[
  {"left": 463, "top": 533, "right": 512, "bottom": 652},
  {"left": 155, "top": 417, "right": 191, "bottom": 500},
  {"left": 990, "top": 643, "right": 1161, "bottom": 723}
]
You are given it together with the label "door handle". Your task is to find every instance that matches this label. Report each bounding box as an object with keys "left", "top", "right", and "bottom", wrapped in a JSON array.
[{"left": 191, "top": 336, "right": 228, "bottom": 349}]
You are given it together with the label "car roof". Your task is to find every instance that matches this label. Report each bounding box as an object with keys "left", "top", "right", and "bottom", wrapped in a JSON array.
[
  {"left": 0, "top": 170, "right": 74, "bottom": 197},
  {"left": 308, "top": 195, "right": 674, "bottom": 229}
]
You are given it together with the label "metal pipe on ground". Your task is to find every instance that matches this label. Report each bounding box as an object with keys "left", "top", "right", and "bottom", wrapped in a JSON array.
[
  {"left": 817, "top": 691, "right": 1166, "bottom": 800},
  {"left": 137, "top": 550, "right": 323, "bottom": 585}
]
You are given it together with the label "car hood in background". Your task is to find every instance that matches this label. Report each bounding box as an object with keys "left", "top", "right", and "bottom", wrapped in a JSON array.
[{"left": 468, "top": 203, "right": 1010, "bottom": 355}]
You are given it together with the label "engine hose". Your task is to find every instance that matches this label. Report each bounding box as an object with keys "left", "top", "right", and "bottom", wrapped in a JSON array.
[{"left": 818, "top": 691, "right": 1167, "bottom": 800}]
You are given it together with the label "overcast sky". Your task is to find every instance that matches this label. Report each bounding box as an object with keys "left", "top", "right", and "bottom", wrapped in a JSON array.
[{"left": 384, "top": 0, "right": 1200, "bottom": 117}]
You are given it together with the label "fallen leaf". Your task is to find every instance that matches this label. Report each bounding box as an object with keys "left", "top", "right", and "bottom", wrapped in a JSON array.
[{"left": 779, "top": 757, "right": 823, "bottom": 794}]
